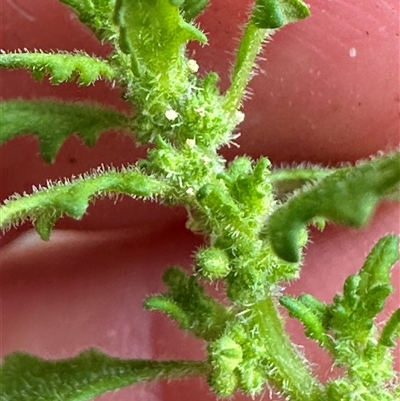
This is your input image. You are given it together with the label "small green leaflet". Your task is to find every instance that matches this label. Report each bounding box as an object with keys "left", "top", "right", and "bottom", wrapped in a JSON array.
[
  {"left": 0, "top": 349, "right": 206, "bottom": 401},
  {"left": 252, "top": 0, "right": 311, "bottom": 29}
]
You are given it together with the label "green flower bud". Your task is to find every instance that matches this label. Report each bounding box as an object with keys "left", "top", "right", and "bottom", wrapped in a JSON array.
[
  {"left": 209, "top": 336, "right": 243, "bottom": 372},
  {"left": 208, "top": 367, "right": 239, "bottom": 397},
  {"left": 239, "top": 365, "right": 265, "bottom": 396},
  {"left": 227, "top": 157, "right": 253, "bottom": 181},
  {"left": 196, "top": 247, "right": 231, "bottom": 280}
]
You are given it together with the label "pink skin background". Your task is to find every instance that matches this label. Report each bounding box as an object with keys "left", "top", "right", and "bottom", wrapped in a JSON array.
[{"left": 1, "top": 0, "right": 399, "bottom": 400}]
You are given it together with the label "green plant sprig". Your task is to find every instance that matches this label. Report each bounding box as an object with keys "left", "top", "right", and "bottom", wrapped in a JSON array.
[{"left": 1, "top": 1, "right": 399, "bottom": 400}]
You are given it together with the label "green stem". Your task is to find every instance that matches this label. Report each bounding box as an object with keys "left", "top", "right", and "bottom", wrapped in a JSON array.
[
  {"left": 253, "top": 297, "right": 324, "bottom": 400},
  {"left": 223, "top": 23, "right": 269, "bottom": 113}
]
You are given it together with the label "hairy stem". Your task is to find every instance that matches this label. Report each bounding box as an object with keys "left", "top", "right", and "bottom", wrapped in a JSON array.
[
  {"left": 252, "top": 297, "right": 324, "bottom": 400},
  {"left": 223, "top": 23, "right": 269, "bottom": 113}
]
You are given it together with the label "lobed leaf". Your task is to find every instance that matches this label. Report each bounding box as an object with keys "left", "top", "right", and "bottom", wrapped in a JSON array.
[
  {"left": 331, "top": 235, "right": 399, "bottom": 330},
  {"left": 0, "top": 51, "right": 115, "bottom": 85},
  {"left": 1, "top": 348, "right": 206, "bottom": 401},
  {"left": 252, "top": 0, "right": 311, "bottom": 29},
  {"left": 279, "top": 236, "right": 400, "bottom": 358},
  {"left": 326, "top": 235, "right": 400, "bottom": 338},
  {"left": 0, "top": 100, "right": 131, "bottom": 163},
  {"left": 267, "top": 153, "right": 400, "bottom": 262},
  {"left": 0, "top": 166, "right": 169, "bottom": 240}
]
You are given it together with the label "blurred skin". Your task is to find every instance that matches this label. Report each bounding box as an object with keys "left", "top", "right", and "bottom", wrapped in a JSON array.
[{"left": 0, "top": 0, "right": 399, "bottom": 400}]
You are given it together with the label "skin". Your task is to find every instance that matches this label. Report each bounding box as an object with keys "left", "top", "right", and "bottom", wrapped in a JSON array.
[{"left": 1, "top": 1, "right": 399, "bottom": 400}]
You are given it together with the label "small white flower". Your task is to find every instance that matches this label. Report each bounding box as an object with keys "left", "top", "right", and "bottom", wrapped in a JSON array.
[
  {"left": 186, "top": 138, "right": 196, "bottom": 148},
  {"left": 186, "top": 187, "right": 195, "bottom": 196},
  {"left": 195, "top": 107, "right": 206, "bottom": 117},
  {"left": 187, "top": 59, "right": 199, "bottom": 73},
  {"left": 234, "top": 110, "right": 245, "bottom": 124},
  {"left": 165, "top": 109, "right": 179, "bottom": 121}
]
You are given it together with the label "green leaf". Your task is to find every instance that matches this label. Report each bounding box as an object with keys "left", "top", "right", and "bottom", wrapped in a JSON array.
[
  {"left": 0, "top": 166, "right": 168, "bottom": 240},
  {"left": 252, "top": 0, "right": 311, "bottom": 29},
  {"left": 1, "top": 349, "right": 206, "bottom": 401},
  {"left": 357, "top": 234, "right": 399, "bottom": 294},
  {"left": 144, "top": 267, "right": 231, "bottom": 341},
  {"left": 0, "top": 100, "right": 131, "bottom": 163},
  {"left": 279, "top": 236, "right": 400, "bottom": 357},
  {"left": 326, "top": 236, "right": 399, "bottom": 341},
  {"left": 144, "top": 295, "right": 191, "bottom": 328},
  {"left": 59, "top": 0, "right": 116, "bottom": 40},
  {"left": 267, "top": 153, "right": 400, "bottom": 262},
  {"left": 343, "top": 235, "right": 398, "bottom": 328},
  {"left": 279, "top": 295, "right": 329, "bottom": 347},
  {"left": 0, "top": 51, "right": 115, "bottom": 85}
]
